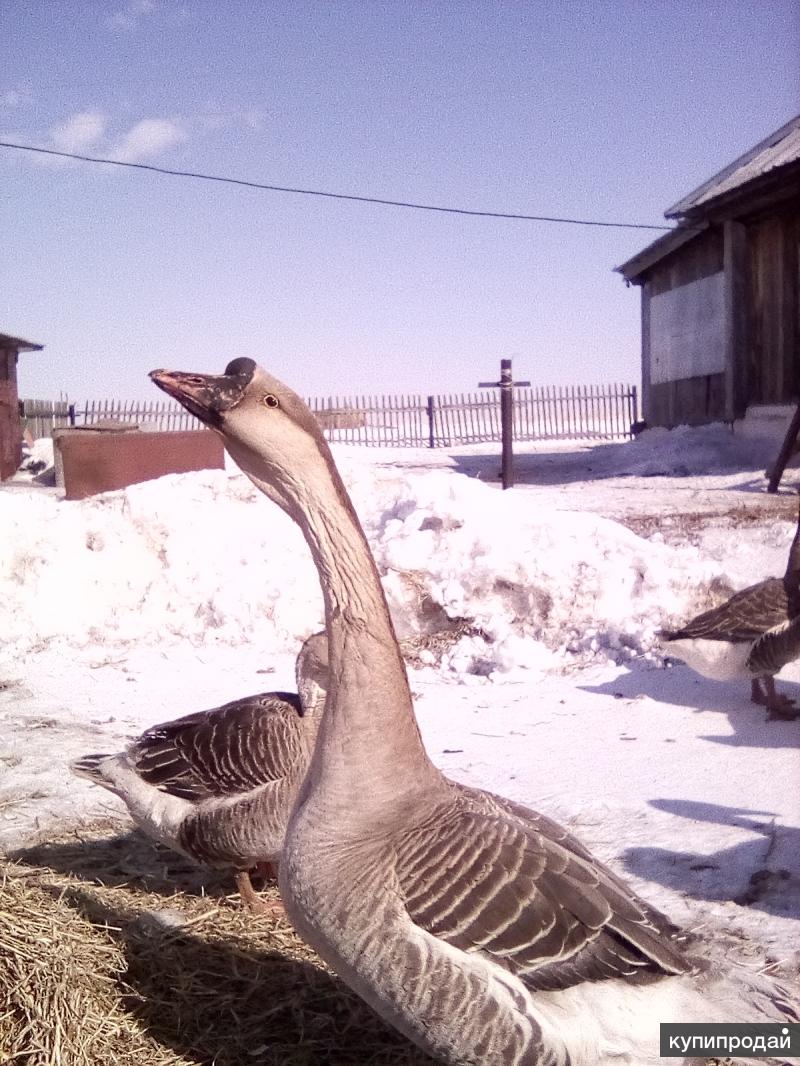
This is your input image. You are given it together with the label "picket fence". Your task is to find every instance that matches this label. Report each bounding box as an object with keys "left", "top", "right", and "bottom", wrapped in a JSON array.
[{"left": 20, "top": 383, "right": 637, "bottom": 448}]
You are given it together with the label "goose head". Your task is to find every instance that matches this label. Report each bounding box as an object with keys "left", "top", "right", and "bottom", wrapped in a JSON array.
[
  {"left": 295, "top": 630, "right": 329, "bottom": 717},
  {"left": 150, "top": 359, "right": 342, "bottom": 525}
]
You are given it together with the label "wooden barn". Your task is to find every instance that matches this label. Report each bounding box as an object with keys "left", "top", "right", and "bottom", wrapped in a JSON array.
[
  {"left": 0, "top": 332, "right": 44, "bottom": 480},
  {"left": 617, "top": 114, "right": 800, "bottom": 428}
]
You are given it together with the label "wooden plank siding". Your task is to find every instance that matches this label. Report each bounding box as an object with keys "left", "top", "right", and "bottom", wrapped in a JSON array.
[
  {"left": 628, "top": 196, "right": 799, "bottom": 429},
  {"left": 18, "top": 398, "right": 73, "bottom": 439},
  {"left": 646, "top": 373, "right": 727, "bottom": 429},
  {"left": 0, "top": 349, "right": 20, "bottom": 479},
  {"left": 647, "top": 227, "right": 724, "bottom": 297},
  {"left": 747, "top": 205, "right": 800, "bottom": 406},
  {"left": 724, "top": 219, "right": 749, "bottom": 420},
  {"left": 638, "top": 228, "right": 728, "bottom": 427}
]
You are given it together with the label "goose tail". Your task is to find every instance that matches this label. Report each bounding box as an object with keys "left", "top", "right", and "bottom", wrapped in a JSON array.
[
  {"left": 700, "top": 960, "right": 798, "bottom": 1025},
  {"left": 681, "top": 962, "right": 799, "bottom": 1064},
  {"left": 550, "top": 960, "right": 798, "bottom": 1065}
]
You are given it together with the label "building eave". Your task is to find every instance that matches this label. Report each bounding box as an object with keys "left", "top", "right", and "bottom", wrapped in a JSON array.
[
  {"left": 614, "top": 222, "right": 708, "bottom": 284},
  {"left": 0, "top": 332, "right": 44, "bottom": 353}
]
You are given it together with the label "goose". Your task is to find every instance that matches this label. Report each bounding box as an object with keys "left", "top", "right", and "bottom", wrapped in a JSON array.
[
  {"left": 661, "top": 501, "right": 800, "bottom": 720},
  {"left": 71, "top": 630, "right": 328, "bottom": 911},
  {"left": 151, "top": 359, "right": 797, "bottom": 1065}
]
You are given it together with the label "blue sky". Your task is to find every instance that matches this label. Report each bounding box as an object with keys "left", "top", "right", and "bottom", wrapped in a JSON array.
[{"left": 2, "top": 1, "right": 798, "bottom": 401}]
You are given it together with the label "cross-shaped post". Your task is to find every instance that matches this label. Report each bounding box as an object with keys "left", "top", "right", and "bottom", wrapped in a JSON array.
[{"left": 478, "top": 358, "right": 530, "bottom": 490}]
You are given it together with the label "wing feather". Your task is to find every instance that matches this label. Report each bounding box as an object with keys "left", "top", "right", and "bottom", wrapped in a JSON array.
[
  {"left": 746, "top": 615, "right": 800, "bottom": 675},
  {"left": 129, "top": 692, "right": 305, "bottom": 800},
  {"left": 395, "top": 789, "right": 689, "bottom": 994},
  {"left": 664, "top": 579, "right": 789, "bottom": 643}
]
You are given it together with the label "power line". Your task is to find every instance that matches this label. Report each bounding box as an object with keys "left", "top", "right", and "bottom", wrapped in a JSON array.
[{"left": 0, "top": 139, "right": 674, "bottom": 231}]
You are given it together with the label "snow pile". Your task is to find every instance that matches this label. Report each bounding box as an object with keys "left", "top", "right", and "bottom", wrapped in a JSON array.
[
  {"left": 609, "top": 421, "right": 782, "bottom": 478},
  {"left": 0, "top": 469, "right": 320, "bottom": 657},
  {"left": 14, "top": 437, "right": 55, "bottom": 484},
  {"left": 351, "top": 464, "right": 715, "bottom": 673},
  {"left": 0, "top": 452, "right": 762, "bottom": 678}
]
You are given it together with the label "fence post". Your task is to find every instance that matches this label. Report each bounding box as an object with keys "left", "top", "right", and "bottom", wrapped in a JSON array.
[
  {"left": 68, "top": 403, "right": 76, "bottom": 426},
  {"left": 499, "top": 360, "right": 521, "bottom": 489},
  {"left": 426, "top": 395, "right": 435, "bottom": 448},
  {"left": 630, "top": 385, "right": 637, "bottom": 437},
  {"left": 478, "top": 359, "right": 530, "bottom": 489}
]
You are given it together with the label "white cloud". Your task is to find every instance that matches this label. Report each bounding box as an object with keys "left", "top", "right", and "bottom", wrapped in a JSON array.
[
  {"left": 104, "top": 0, "right": 156, "bottom": 31},
  {"left": 110, "top": 118, "right": 185, "bottom": 163},
  {"left": 50, "top": 110, "right": 108, "bottom": 153},
  {"left": 37, "top": 111, "right": 185, "bottom": 167},
  {"left": 1, "top": 88, "right": 31, "bottom": 108}
]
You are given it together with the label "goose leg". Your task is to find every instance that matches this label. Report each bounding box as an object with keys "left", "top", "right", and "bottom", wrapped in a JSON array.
[
  {"left": 760, "top": 677, "right": 800, "bottom": 721},
  {"left": 234, "top": 869, "right": 284, "bottom": 915},
  {"left": 751, "top": 678, "right": 766, "bottom": 705},
  {"left": 252, "top": 859, "right": 278, "bottom": 883}
]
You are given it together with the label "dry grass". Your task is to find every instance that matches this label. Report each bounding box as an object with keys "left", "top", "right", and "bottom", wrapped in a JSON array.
[
  {"left": 618, "top": 498, "right": 800, "bottom": 545},
  {"left": 1, "top": 827, "right": 435, "bottom": 1065},
  {"left": 0, "top": 829, "right": 779, "bottom": 1066}
]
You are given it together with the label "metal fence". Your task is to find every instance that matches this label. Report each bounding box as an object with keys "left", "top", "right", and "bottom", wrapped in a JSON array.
[{"left": 20, "top": 382, "right": 637, "bottom": 448}]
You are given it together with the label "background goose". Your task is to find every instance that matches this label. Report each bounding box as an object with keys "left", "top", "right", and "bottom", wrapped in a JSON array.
[
  {"left": 661, "top": 500, "right": 800, "bottom": 720},
  {"left": 71, "top": 630, "right": 328, "bottom": 911},
  {"left": 153, "top": 360, "right": 798, "bottom": 1065}
]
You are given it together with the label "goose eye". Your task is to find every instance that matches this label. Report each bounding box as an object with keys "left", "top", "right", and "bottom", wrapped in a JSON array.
[{"left": 263, "top": 394, "right": 280, "bottom": 409}]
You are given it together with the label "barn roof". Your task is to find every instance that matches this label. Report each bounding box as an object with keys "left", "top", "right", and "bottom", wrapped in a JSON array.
[
  {"left": 616, "top": 113, "right": 800, "bottom": 282},
  {"left": 665, "top": 112, "right": 800, "bottom": 219},
  {"left": 0, "top": 332, "right": 44, "bottom": 353}
]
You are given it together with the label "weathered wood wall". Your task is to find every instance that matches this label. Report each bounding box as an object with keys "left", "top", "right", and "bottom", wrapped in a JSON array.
[
  {"left": 642, "top": 229, "right": 727, "bottom": 427},
  {"left": 748, "top": 204, "right": 800, "bottom": 405},
  {"left": 647, "top": 228, "right": 724, "bottom": 297},
  {"left": 642, "top": 202, "right": 800, "bottom": 428},
  {"left": 649, "top": 271, "right": 725, "bottom": 384},
  {"left": 0, "top": 348, "right": 21, "bottom": 480},
  {"left": 647, "top": 373, "right": 727, "bottom": 428}
]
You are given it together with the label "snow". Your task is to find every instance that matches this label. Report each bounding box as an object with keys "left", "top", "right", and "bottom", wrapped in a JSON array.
[{"left": 1, "top": 419, "right": 799, "bottom": 973}]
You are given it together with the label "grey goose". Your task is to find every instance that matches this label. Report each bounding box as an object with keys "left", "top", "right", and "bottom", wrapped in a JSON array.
[
  {"left": 152, "top": 359, "right": 798, "bottom": 1065},
  {"left": 661, "top": 501, "right": 800, "bottom": 720},
  {"left": 71, "top": 630, "right": 327, "bottom": 910}
]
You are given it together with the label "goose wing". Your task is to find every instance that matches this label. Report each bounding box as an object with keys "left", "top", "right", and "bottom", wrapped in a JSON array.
[
  {"left": 664, "top": 578, "right": 789, "bottom": 642},
  {"left": 394, "top": 787, "right": 689, "bottom": 993},
  {"left": 129, "top": 692, "right": 305, "bottom": 801},
  {"left": 746, "top": 615, "right": 800, "bottom": 676}
]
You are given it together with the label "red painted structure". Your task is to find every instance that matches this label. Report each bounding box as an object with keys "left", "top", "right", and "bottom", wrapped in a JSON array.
[
  {"left": 0, "top": 332, "right": 43, "bottom": 480},
  {"left": 54, "top": 429, "right": 226, "bottom": 500}
]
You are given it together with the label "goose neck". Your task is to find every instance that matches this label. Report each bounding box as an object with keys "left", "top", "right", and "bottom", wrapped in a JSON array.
[{"left": 295, "top": 472, "right": 440, "bottom": 804}]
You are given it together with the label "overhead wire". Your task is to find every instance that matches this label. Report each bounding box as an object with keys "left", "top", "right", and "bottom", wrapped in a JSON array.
[{"left": 0, "top": 139, "right": 674, "bottom": 231}]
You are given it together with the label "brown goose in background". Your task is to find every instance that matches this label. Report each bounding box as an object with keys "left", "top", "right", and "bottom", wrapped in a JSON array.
[
  {"left": 661, "top": 499, "right": 800, "bottom": 720},
  {"left": 71, "top": 631, "right": 328, "bottom": 911},
  {"left": 152, "top": 359, "right": 797, "bottom": 1065}
]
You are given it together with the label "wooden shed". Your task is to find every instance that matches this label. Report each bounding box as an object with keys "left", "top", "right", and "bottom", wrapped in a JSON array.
[
  {"left": 0, "top": 332, "right": 43, "bottom": 480},
  {"left": 617, "top": 114, "right": 800, "bottom": 428}
]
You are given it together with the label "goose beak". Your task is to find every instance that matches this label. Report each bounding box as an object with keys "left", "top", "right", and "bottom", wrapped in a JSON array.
[{"left": 149, "top": 368, "right": 247, "bottom": 428}]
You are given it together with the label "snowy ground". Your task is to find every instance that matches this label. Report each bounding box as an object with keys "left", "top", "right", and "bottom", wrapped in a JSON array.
[{"left": 2, "top": 413, "right": 799, "bottom": 975}]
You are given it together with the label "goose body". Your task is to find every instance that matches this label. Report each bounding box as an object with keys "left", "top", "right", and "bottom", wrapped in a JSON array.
[
  {"left": 662, "top": 513, "right": 800, "bottom": 719},
  {"left": 153, "top": 360, "right": 798, "bottom": 1065},
  {"left": 71, "top": 632, "right": 327, "bottom": 905}
]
